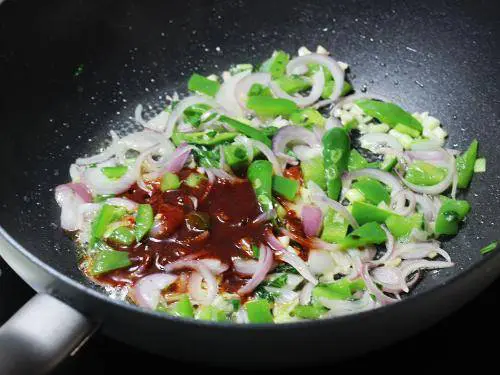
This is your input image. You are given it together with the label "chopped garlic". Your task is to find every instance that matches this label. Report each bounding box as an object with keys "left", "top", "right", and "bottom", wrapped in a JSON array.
[
  {"left": 316, "top": 45, "right": 329, "bottom": 55},
  {"left": 388, "top": 129, "right": 413, "bottom": 149},
  {"left": 298, "top": 46, "right": 312, "bottom": 56}
]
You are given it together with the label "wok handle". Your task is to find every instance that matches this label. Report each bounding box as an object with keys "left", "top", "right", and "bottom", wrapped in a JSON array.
[{"left": 0, "top": 293, "right": 94, "bottom": 375}]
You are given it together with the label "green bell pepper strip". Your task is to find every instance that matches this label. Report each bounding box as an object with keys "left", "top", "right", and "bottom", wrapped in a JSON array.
[
  {"left": 171, "top": 131, "right": 238, "bottom": 146},
  {"left": 107, "top": 226, "right": 135, "bottom": 246},
  {"left": 184, "top": 173, "right": 206, "bottom": 188},
  {"left": 101, "top": 165, "right": 128, "bottom": 179},
  {"left": 291, "top": 304, "right": 327, "bottom": 319},
  {"left": 340, "top": 222, "right": 387, "bottom": 249},
  {"left": 434, "top": 197, "right": 471, "bottom": 236},
  {"left": 480, "top": 241, "right": 497, "bottom": 255},
  {"left": 183, "top": 104, "right": 214, "bottom": 128},
  {"left": 247, "top": 160, "right": 274, "bottom": 212},
  {"left": 321, "top": 80, "right": 353, "bottom": 99},
  {"left": 160, "top": 172, "right": 181, "bottom": 192},
  {"left": 405, "top": 161, "right": 447, "bottom": 186},
  {"left": 134, "top": 204, "right": 154, "bottom": 242},
  {"left": 385, "top": 213, "right": 423, "bottom": 239},
  {"left": 380, "top": 155, "right": 398, "bottom": 172},
  {"left": 456, "top": 139, "right": 478, "bottom": 188},
  {"left": 321, "top": 209, "right": 349, "bottom": 243},
  {"left": 246, "top": 96, "right": 299, "bottom": 118},
  {"left": 223, "top": 144, "right": 249, "bottom": 169},
  {"left": 248, "top": 83, "right": 273, "bottom": 97},
  {"left": 259, "top": 50, "right": 289, "bottom": 79},
  {"left": 351, "top": 201, "right": 395, "bottom": 225},
  {"left": 196, "top": 306, "right": 227, "bottom": 321},
  {"left": 355, "top": 99, "right": 423, "bottom": 134},
  {"left": 245, "top": 299, "right": 274, "bottom": 323},
  {"left": 272, "top": 175, "right": 299, "bottom": 201},
  {"left": 322, "top": 128, "right": 351, "bottom": 200},
  {"left": 168, "top": 295, "right": 195, "bottom": 318},
  {"left": 218, "top": 115, "right": 272, "bottom": 147},
  {"left": 352, "top": 178, "right": 390, "bottom": 205},
  {"left": 187, "top": 73, "right": 220, "bottom": 97},
  {"left": 289, "top": 108, "right": 326, "bottom": 127},
  {"left": 312, "top": 278, "right": 365, "bottom": 301},
  {"left": 90, "top": 204, "right": 127, "bottom": 248},
  {"left": 300, "top": 156, "right": 326, "bottom": 190},
  {"left": 90, "top": 241, "right": 132, "bottom": 275},
  {"left": 347, "top": 149, "right": 368, "bottom": 171},
  {"left": 275, "top": 75, "right": 311, "bottom": 94}
]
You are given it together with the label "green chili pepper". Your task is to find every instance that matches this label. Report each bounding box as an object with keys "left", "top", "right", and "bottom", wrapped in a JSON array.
[
  {"left": 274, "top": 75, "right": 311, "bottom": 94},
  {"left": 355, "top": 99, "right": 423, "bottom": 134},
  {"left": 434, "top": 197, "right": 470, "bottom": 236},
  {"left": 134, "top": 204, "right": 154, "bottom": 242},
  {"left": 259, "top": 50, "right": 289, "bottom": 79},
  {"left": 168, "top": 295, "right": 195, "bottom": 318},
  {"left": 107, "top": 226, "right": 135, "bottom": 246},
  {"left": 351, "top": 201, "right": 395, "bottom": 225},
  {"left": 352, "top": 178, "right": 390, "bottom": 205},
  {"left": 101, "top": 165, "right": 128, "bottom": 179},
  {"left": 300, "top": 156, "right": 326, "bottom": 190},
  {"left": 247, "top": 83, "right": 273, "bottom": 97},
  {"left": 340, "top": 222, "right": 387, "bottom": 249},
  {"left": 90, "top": 204, "right": 127, "bottom": 247},
  {"left": 171, "top": 131, "right": 238, "bottom": 146},
  {"left": 246, "top": 96, "right": 299, "bottom": 118},
  {"left": 183, "top": 104, "right": 214, "bottom": 128},
  {"left": 247, "top": 160, "right": 273, "bottom": 212},
  {"left": 196, "top": 306, "right": 227, "bottom": 321},
  {"left": 218, "top": 115, "right": 272, "bottom": 147},
  {"left": 187, "top": 73, "right": 220, "bottom": 97},
  {"left": 456, "top": 139, "right": 478, "bottom": 189},
  {"left": 223, "top": 144, "right": 249, "bottom": 169},
  {"left": 405, "top": 161, "right": 447, "bottom": 186},
  {"left": 312, "top": 278, "right": 365, "bottom": 301},
  {"left": 385, "top": 213, "right": 423, "bottom": 239},
  {"left": 322, "top": 128, "right": 351, "bottom": 200},
  {"left": 291, "top": 304, "right": 327, "bottom": 319},
  {"left": 90, "top": 241, "right": 132, "bottom": 275},
  {"left": 245, "top": 299, "right": 274, "bottom": 323},
  {"left": 321, "top": 209, "right": 349, "bottom": 243},
  {"left": 347, "top": 149, "right": 368, "bottom": 171},
  {"left": 184, "top": 173, "right": 206, "bottom": 188},
  {"left": 289, "top": 108, "right": 326, "bottom": 127},
  {"left": 160, "top": 172, "right": 181, "bottom": 192},
  {"left": 480, "top": 241, "right": 497, "bottom": 255},
  {"left": 272, "top": 175, "right": 299, "bottom": 201}
]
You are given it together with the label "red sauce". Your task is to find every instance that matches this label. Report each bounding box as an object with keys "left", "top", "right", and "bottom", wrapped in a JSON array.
[{"left": 96, "top": 170, "right": 270, "bottom": 291}]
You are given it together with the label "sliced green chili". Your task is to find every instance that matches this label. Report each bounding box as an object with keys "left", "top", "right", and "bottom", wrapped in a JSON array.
[
  {"left": 160, "top": 172, "right": 181, "bottom": 192},
  {"left": 187, "top": 73, "right": 220, "bottom": 97},
  {"left": 219, "top": 115, "right": 272, "bottom": 147},
  {"left": 456, "top": 139, "right": 478, "bottom": 188},
  {"left": 247, "top": 160, "right": 273, "bottom": 212},
  {"left": 134, "top": 204, "right": 154, "bottom": 242},
  {"left": 90, "top": 204, "right": 127, "bottom": 247},
  {"left": 246, "top": 96, "right": 298, "bottom": 118},
  {"left": 272, "top": 175, "right": 299, "bottom": 201},
  {"left": 434, "top": 197, "right": 471, "bottom": 236},
  {"left": 480, "top": 241, "right": 498, "bottom": 255},
  {"left": 322, "top": 128, "right": 351, "bottom": 200}
]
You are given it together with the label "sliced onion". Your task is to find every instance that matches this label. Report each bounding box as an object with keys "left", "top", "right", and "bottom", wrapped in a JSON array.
[
  {"left": 371, "top": 266, "right": 408, "bottom": 293},
  {"left": 396, "top": 243, "right": 451, "bottom": 263},
  {"left": 133, "top": 273, "right": 178, "bottom": 309},
  {"left": 307, "top": 249, "right": 335, "bottom": 275},
  {"left": 415, "top": 194, "right": 436, "bottom": 221},
  {"left": 359, "top": 133, "right": 403, "bottom": 152},
  {"left": 165, "top": 96, "right": 218, "bottom": 138},
  {"left": 270, "top": 70, "right": 325, "bottom": 107},
  {"left": 299, "top": 282, "right": 315, "bottom": 305},
  {"left": 234, "top": 72, "right": 271, "bottom": 109},
  {"left": 399, "top": 259, "right": 454, "bottom": 281},
  {"left": 293, "top": 145, "right": 322, "bottom": 162},
  {"left": 105, "top": 197, "right": 139, "bottom": 211},
  {"left": 333, "top": 93, "right": 390, "bottom": 115},
  {"left": 301, "top": 205, "right": 323, "bottom": 237},
  {"left": 76, "top": 135, "right": 119, "bottom": 166},
  {"left": 320, "top": 291, "right": 377, "bottom": 316},
  {"left": 207, "top": 167, "right": 240, "bottom": 182},
  {"left": 55, "top": 184, "right": 87, "bottom": 231},
  {"left": 361, "top": 264, "right": 398, "bottom": 305},
  {"left": 161, "top": 260, "right": 218, "bottom": 305},
  {"left": 238, "top": 245, "right": 274, "bottom": 295},
  {"left": 286, "top": 54, "right": 345, "bottom": 102},
  {"left": 391, "top": 189, "right": 416, "bottom": 216},
  {"left": 308, "top": 181, "right": 359, "bottom": 229},
  {"left": 400, "top": 149, "right": 456, "bottom": 195},
  {"left": 410, "top": 139, "right": 442, "bottom": 151},
  {"left": 63, "top": 183, "right": 92, "bottom": 203},
  {"left": 371, "top": 226, "right": 395, "bottom": 266},
  {"left": 253, "top": 210, "right": 276, "bottom": 224},
  {"left": 199, "top": 258, "right": 229, "bottom": 274},
  {"left": 146, "top": 143, "right": 192, "bottom": 180},
  {"left": 135, "top": 104, "right": 147, "bottom": 126},
  {"left": 233, "top": 258, "right": 260, "bottom": 276},
  {"left": 325, "top": 117, "right": 342, "bottom": 130},
  {"left": 278, "top": 248, "right": 317, "bottom": 285},
  {"left": 216, "top": 71, "right": 251, "bottom": 117},
  {"left": 272, "top": 126, "right": 319, "bottom": 160},
  {"left": 343, "top": 169, "right": 403, "bottom": 197}
]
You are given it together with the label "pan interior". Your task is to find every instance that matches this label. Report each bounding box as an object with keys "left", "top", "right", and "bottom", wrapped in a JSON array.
[{"left": 0, "top": 0, "right": 498, "bottom": 298}]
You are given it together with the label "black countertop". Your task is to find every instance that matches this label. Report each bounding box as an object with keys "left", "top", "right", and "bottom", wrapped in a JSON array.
[{"left": 1, "top": 255, "right": 498, "bottom": 373}]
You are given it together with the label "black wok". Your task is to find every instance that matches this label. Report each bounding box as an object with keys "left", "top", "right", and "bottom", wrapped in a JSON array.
[{"left": 0, "top": 0, "right": 499, "bottom": 373}]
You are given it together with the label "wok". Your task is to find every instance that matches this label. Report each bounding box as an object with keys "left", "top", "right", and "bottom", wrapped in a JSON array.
[{"left": 0, "top": 0, "right": 499, "bottom": 373}]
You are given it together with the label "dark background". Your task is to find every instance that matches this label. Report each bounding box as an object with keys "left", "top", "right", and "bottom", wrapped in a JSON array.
[{"left": 1, "top": 255, "right": 499, "bottom": 371}]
